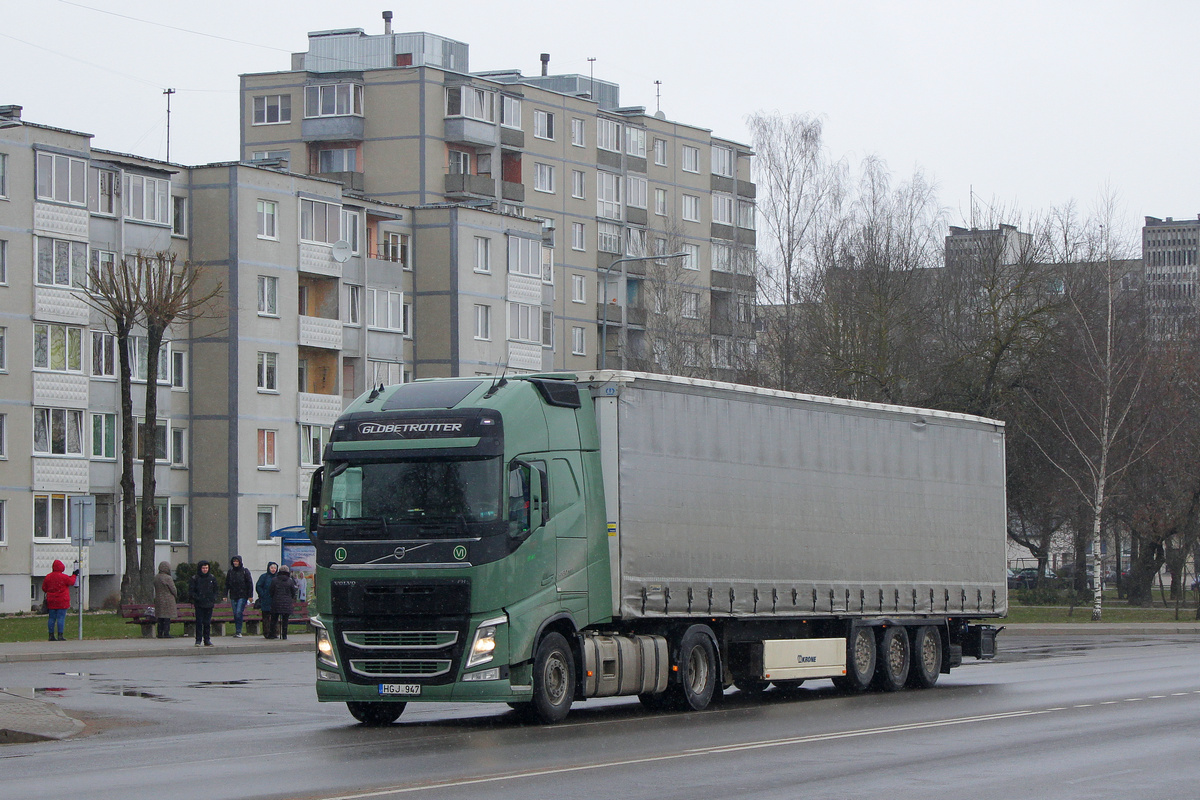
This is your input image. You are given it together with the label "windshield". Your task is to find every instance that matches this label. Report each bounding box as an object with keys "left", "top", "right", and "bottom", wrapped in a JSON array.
[{"left": 320, "top": 457, "right": 502, "bottom": 526}]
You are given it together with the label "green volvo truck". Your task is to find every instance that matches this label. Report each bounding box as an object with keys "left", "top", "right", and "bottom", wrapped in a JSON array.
[{"left": 307, "top": 371, "right": 1005, "bottom": 724}]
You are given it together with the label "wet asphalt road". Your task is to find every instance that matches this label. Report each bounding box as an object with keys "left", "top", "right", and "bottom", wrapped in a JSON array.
[{"left": 2, "top": 633, "right": 1197, "bottom": 800}]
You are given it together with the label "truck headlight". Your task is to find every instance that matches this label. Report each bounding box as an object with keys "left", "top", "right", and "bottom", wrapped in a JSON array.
[
  {"left": 313, "top": 619, "right": 338, "bottom": 669},
  {"left": 466, "top": 616, "right": 507, "bottom": 669}
]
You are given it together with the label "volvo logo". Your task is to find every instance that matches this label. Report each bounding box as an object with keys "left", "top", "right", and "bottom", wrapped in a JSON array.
[{"left": 394, "top": 546, "right": 407, "bottom": 560}]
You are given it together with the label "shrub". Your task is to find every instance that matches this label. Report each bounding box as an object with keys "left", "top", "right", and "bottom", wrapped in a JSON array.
[{"left": 174, "top": 560, "right": 227, "bottom": 602}]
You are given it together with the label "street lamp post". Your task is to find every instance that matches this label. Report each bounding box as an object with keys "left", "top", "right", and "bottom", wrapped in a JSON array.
[{"left": 600, "top": 251, "right": 688, "bottom": 370}]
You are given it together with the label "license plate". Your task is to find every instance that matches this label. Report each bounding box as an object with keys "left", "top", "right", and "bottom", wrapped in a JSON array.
[{"left": 378, "top": 683, "right": 421, "bottom": 696}]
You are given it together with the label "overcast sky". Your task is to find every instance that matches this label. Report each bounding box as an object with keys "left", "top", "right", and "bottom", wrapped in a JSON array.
[{"left": 3, "top": 0, "right": 1196, "bottom": 239}]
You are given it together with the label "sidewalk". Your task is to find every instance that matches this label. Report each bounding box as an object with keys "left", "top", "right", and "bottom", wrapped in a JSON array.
[
  {"left": 0, "top": 632, "right": 313, "bottom": 743},
  {"left": 1, "top": 623, "right": 1196, "bottom": 744}
]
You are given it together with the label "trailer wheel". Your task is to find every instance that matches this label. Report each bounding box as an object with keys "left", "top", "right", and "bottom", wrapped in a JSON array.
[
  {"left": 906, "top": 625, "right": 942, "bottom": 689},
  {"left": 530, "top": 632, "right": 575, "bottom": 723},
  {"left": 832, "top": 626, "right": 876, "bottom": 692},
  {"left": 346, "top": 701, "right": 404, "bottom": 725},
  {"left": 872, "top": 626, "right": 910, "bottom": 691},
  {"left": 669, "top": 625, "right": 718, "bottom": 711}
]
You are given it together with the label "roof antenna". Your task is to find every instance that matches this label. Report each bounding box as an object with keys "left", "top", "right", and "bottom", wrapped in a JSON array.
[
  {"left": 365, "top": 382, "right": 386, "bottom": 403},
  {"left": 484, "top": 362, "right": 509, "bottom": 399}
]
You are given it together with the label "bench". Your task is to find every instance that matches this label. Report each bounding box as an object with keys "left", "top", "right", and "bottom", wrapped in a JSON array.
[{"left": 121, "top": 601, "right": 310, "bottom": 638}]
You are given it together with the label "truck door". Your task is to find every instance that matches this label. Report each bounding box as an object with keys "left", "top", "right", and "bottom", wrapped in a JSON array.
[{"left": 550, "top": 458, "right": 588, "bottom": 610}]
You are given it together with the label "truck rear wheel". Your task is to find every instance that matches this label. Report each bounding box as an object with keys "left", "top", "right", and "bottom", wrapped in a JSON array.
[
  {"left": 872, "top": 626, "right": 910, "bottom": 691},
  {"left": 832, "top": 626, "right": 876, "bottom": 692},
  {"left": 530, "top": 632, "right": 575, "bottom": 723},
  {"left": 906, "top": 625, "right": 942, "bottom": 689},
  {"left": 346, "top": 701, "right": 404, "bottom": 725},
  {"left": 668, "top": 625, "right": 718, "bottom": 711}
]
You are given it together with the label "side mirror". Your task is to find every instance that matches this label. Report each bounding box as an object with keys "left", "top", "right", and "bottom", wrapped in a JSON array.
[{"left": 307, "top": 466, "right": 323, "bottom": 543}]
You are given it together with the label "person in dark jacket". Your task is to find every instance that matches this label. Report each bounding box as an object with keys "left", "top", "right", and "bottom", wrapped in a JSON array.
[
  {"left": 224, "top": 555, "right": 253, "bottom": 638},
  {"left": 41, "top": 560, "right": 78, "bottom": 641},
  {"left": 152, "top": 561, "right": 178, "bottom": 639},
  {"left": 269, "top": 564, "right": 299, "bottom": 640},
  {"left": 255, "top": 562, "right": 278, "bottom": 639},
  {"left": 189, "top": 560, "right": 219, "bottom": 647}
]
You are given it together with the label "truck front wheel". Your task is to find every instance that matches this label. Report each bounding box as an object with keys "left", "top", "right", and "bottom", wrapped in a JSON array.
[
  {"left": 346, "top": 701, "right": 404, "bottom": 725},
  {"left": 832, "top": 626, "right": 876, "bottom": 693},
  {"left": 530, "top": 632, "right": 575, "bottom": 723},
  {"left": 670, "top": 625, "right": 718, "bottom": 711}
]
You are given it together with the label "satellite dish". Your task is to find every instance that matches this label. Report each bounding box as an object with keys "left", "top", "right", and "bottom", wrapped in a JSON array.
[{"left": 331, "top": 240, "right": 352, "bottom": 263}]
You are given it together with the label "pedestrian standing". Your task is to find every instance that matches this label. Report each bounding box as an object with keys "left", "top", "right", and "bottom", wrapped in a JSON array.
[
  {"left": 269, "top": 564, "right": 299, "bottom": 640},
  {"left": 41, "top": 560, "right": 78, "bottom": 642},
  {"left": 189, "top": 560, "right": 219, "bottom": 647},
  {"left": 225, "top": 555, "right": 253, "bottom": 638},
  {"left": 256, "top": 561, "right": 278, "bottom": 639},
  {"left": 152, "top": 561, "right": 178, "bottom": 639}
]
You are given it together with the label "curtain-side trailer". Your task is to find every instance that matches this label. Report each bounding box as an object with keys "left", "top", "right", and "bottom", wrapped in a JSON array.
[{"left": 307, "top": 371, "right": 1005, "bottom": 724}]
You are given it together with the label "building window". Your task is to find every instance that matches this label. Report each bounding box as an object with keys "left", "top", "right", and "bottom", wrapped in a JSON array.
[
  {"left": 0, "top": 152, "right": 6, "bottom": 197},
  {"left": 682, "top": 194, "right": 700, "bottom": 222},
  {"left": 345, "top": 285, "right": 361, "bottom": 326},
  {"left": 0, "top": 414, "right": 5, "bottom": 458},
  {"left": 318, "top": 148, "right": 357, "bottom": 173},
  {"left": 0, "top": 239, "right": 6, "bottom": 283},
  {"left": 572, "top": 326, "right": 586, "bottom": 356},
  {"left": 571, "top": 118, "right": 586, "bottom": 147},
  {"left": 89, "top": 413, "right": 113, "bottom": 458},
  {"left": 304, "top": 83, "right": 363, "bottom": 118},
  {"left": 626, "top": 228, "right": 647, "bottom": 258},
  {"left": 597, "top": 118, "right": 621, "bottom": 152},
  {"left": 534, "top": 109, "right": 555, "bottom": 140},
  {"left": 253, "top": 94, "right": 292, "bottom": 125},
  {"left": 369, "top": 360, "right": 404, "bottom": 387},
  {"left": 35, "top": 237, "right": 87, "bottom": 288},
  {"left": 445, "top": 85, "right": 494, "bottom": 122},
  {"left": 500, "top": 95, "right": 522, "bottom": 129},
  {"left": 712, "top": 242, "right": 732, "bottom": 273},
  {"left": 36, "top": 152, "right": 86, "bottom": 206},
  {"left": 380, "top": 231, "right": 409, "bottom": 267},
  {"left": 682, "top": 292, "right": 700, "bottom": 319},
  {"left": 508, "top": 236, "right": 541, "bottom": 278},
  {"left": 474, "top": 304, "right": 491, "bottom": 340},
  {"left": 171, "top": 350, "right": 186, "bottom": 389},
  {"left": 300, "top": 199, "right": 341, "bottom": 245},
  {"left": 0, "top": 327, "right": 6, "bottom": 371},
  {"left": 682, "top": 145, "right": 700, "bottom": 173},
  {"left": 534, "top": 163, "right": 556, "bottom": 194},
  {"left": 625, "top": 127, "right": 646, "bottom": 158},
  {"left": 168, "top": 504, "right": 187, "bottom": 543},
  {"left": 123, "top": 174, "right": 171, "bottom": 224},
  {"left": 597, "top": 171, "right": 621, "bottom": 220},
  {"left": 34, "top": 408, "right": 84, "bottom": 456},
  {"left": 737, "top": 200, "right": 756, "bottom": 230},
  {"left": 712, "top": 145, "right": 735, "bottom": 177},
  {"left": 571, "top": 222, "right": 585, "bottom": 252},
  {"left": 448, "top": 149, "right": 471, "bottom": 175},
  {"left": 257, "top": 200, "right": 278, "bottom": 239},
  {"left": 653, "top": 138, "right": 667, "bottom": 166},
  {"left": 572, "top": 274, "right": 586, "bottom": 303},
  {"left": 258, "top": 276, "right": 278, "bottom": 316},
  {"left": 474, "top": 236, "right": 491, "bottom": 273},
  {"left": 683, "top": 243, "right": 701, "bottom": 270},
  {"left": 654, "top": 188, "right": 668, "bottom": 217},
  {"left": 541, "top": 245, "right": 554, "bottom": 284},
  {"left": 366, "top": 289, "right": 405, "bottom": 332},
  {"left": 300, "top": 424, "right": 330, "bottom": 467},
  {"left": 89, "top": 167, "right": 116, "bottom": 215},
  {"left": 737, "top": 292, "right": 755, "bottom": 324},
  {"left": 33, "top": 495, "right": 71, "bottom": 540},
  {"left": 172, "top": 196, "right": 186, "bottom": 236},
  {"left": 34, "top": 323, "right": 83, "bottom": 372},
  {"left": 571, "top": 169, "right": 585, "bottom": 199},
  {"left": 627, "top": 176, "right": 648, "bottom": 210},
  {"left": 132, "top": 337, "right": 170, "bottom": 383},
  {"left": 597, "top": 222, "right": 621, "bottom": 254},
  {"left": 542, "top": 310, "right": 554, "bottom": 348},
  {"left": 0, "top": 499, "right": 5, "bottom": 544},
  {"left": 341, "top": 209, "right": 360, "bottom": 252},
  {"left": 713, "top": 194, "right": 734, "bottom": 225},
  {"left": 136, "top": 418, "right": 169, "bottom": 462},
  {"left": 257, "top": 352, "right": 278, "bottom": 392},
  {"left": 508, "top": 302, "right": 539, "bottom": 344},
  {"left": 257, "top": 429, "right": 277, "bottom": 469},
  {"left": 91, "top": 331, "right": 115, "bottom": 378},
  {"left": 257, "top": 506, "right": 276, "bottom": 541}
]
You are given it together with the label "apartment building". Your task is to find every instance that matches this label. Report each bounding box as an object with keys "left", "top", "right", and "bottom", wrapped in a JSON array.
[
  {"left": 0, "top": 105, "right": 545, "bottom": 611},
  {"left": 240, "top": 19, "right": 758, "bottom": 377},
  {"left": 1142, "top": 215, "right": 1199, "bottom": 340}
]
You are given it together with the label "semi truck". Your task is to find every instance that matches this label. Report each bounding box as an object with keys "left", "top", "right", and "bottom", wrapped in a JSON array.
[{"left": 306, "top": 371, "right": 1005, "bottom": 724}]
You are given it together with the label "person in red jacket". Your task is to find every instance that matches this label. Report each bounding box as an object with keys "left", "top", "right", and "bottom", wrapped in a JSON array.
[{"left": 41, "top": 560, "right": 78, "bottom": 642}]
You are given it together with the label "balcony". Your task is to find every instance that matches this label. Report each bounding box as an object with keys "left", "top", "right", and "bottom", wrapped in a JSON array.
[
  {"left": 301, "top": 115, "right": 365, "bottom": 142},
  {"left": 317, "top": 171, "right": 364, "bottom": 191},
  {"left": 501, "top": 181, "right": 525, "bottom": 202},
  {"left": 299, "top": 315, "right": 343, "bottom": 350},
  {"left": 444, "top": 117, "right": 498, "bottom": 147},
  {"left": 500, "top": 127, "right": 525, "bottom": 149},
  {"left": 445, "top": 173, "right": 497, "bottom": 199},
  {"left": 298, "top": 243, "right": 342, "bottom": 278},
  {"left": 298, "top": 392, "right": 343, "bottom": 426}
]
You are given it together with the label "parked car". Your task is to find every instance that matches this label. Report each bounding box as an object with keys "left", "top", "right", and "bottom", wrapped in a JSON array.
[
  {"left": 1057, "top": 562, "right": 1096, "bottom": 589},
  {"left": 1009, "top": 567, "right": 1055, "bottom": 590}
]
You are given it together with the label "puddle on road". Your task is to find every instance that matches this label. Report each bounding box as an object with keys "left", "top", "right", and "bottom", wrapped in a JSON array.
[{"left": 95, "top": 687, "right": 176, "bottom": 702}]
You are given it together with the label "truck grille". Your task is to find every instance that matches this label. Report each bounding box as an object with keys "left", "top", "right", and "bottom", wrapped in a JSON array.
[
  {"left": 348, "top": 659, "right": 453, "bottom": 678},
  {"left": 343, "top": 630, "right": 458, "bottom": 649}
]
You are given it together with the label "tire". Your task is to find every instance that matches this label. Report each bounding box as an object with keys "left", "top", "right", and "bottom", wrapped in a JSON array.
[
  {"left": 530, "top": 632, "right": 575, "bottom": 723},
  {"left": 872, "top": 626, "right": 910, "bottom": 692},
  {"left": 667, "top": 625, "right": 719, "bottom": 711},
  {"left": 906, "top": 625, "right": 942, "bottom": 689},
  {"left": 346, "top": 701, "right": 404, "bottom": 725},
  {"left": 832, "top": 626, "right": 876, "bottom": 692}
]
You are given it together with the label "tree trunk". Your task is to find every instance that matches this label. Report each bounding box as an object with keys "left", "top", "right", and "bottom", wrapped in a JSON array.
[
  {"left": 138, "top": 324, "right": 166, "bottom": 601},
  {"left": 117, "top": 332, "right": 140, "bottom": 603}
]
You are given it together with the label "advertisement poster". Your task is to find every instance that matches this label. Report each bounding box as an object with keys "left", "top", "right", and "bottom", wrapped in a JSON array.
[{"left": 281, "top": 539, "right": 316, "bottom": 603}]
